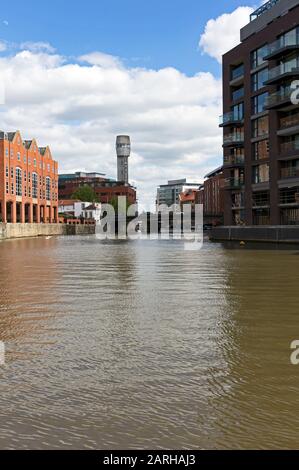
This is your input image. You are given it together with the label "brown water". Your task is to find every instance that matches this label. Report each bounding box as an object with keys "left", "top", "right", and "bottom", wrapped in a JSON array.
[{"left": 0, "top": 236, "right": 299, "bottom": 449}]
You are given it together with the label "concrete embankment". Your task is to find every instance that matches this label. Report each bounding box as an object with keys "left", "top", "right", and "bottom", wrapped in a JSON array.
[
  {"left": 0, "top": 223, "right": 95, "bottom": 240},
  {"left": 210, "top": 226, "right": 299, "bottom": 243}
]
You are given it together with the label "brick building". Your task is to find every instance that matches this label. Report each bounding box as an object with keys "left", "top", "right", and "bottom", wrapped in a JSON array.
[
  {"left": 203, "top": 166, "right": 224, "bottom": 225},
  {"left": 0, "top": 130, "right": 58, "bottom": 223},
  {"left": 59, "top": 172, "right": 137, "bottom": 205},
  {"left": 221, "top": 0, "right": 299, "bottom": 226}
]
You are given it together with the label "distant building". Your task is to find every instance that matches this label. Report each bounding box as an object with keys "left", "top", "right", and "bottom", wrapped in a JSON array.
[
  {"left": 82, "top": 203, "right": 102, "bottom": 224},
  {"left": 116, "top": 136, "right": 131, "bottom": 184},
  {"left": 157, "top": 179, "right": 202, "bottom": 207},
  {"left": 58, "top": 172, "right": 137, "bottom": 205},
  {"left": 58, "top": 200, "right": 92, "bottom": 218},
  {"left": 0, "top": 130, "right": 59, "bottom": 223}
]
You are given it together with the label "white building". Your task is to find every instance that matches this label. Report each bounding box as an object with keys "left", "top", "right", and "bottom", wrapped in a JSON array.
[
  {"left": 82, "top": 203, "right": 102, "bottom": 224},
  {"left": 156, "top": 179, "right": 202, "bottom": 208},
  {"left": 58, "top": 200, "right": 93, "bottom": 218}
]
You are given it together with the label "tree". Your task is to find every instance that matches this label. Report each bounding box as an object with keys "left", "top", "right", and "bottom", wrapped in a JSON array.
[
  {"left": 71, "top": 185, "right": 99, "bottom": 203},
  {"left": 109, "top": 196, "right": 132, "bottom": 214}
]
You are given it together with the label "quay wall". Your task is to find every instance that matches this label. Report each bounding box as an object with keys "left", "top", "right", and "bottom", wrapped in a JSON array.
[
  {"left": 0, "top": 223, "right": 95, "bottom": 240},
  {"left": 210, "top": 226, "right": 299, "bottom": 243}
]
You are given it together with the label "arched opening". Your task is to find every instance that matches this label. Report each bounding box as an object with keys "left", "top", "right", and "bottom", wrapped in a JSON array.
[{"left": 6, "top": 202, "right": 13, "bottom": 223}]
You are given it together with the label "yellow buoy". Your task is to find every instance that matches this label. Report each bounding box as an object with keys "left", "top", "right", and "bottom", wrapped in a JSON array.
[{"left": 240, "top": 241, "right": 246, "bottom": 246}]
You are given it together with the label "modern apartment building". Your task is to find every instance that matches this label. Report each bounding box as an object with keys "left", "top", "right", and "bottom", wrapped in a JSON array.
[
  {"left": 0, "top": 130, "right": 58, "bottom": 223},
  {"left": 221, "top": 0, "right": 299, "bottom": 226},
  {"left": 156, "top": 179, "right": 202, "bottom": 207}
]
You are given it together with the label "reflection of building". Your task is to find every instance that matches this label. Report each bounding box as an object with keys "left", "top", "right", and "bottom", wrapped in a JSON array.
[
  {"left": 59, "top": 172, "right": 136, "bottom": 205},
  {"left": 0, "top": 130, "right": 58, "bottom": 223},
  {"left": 221, "top": 0, "right": 299, "bottom": 226},
  {"left": 157, "top": 179, "right": 202, "bottom": 207}
]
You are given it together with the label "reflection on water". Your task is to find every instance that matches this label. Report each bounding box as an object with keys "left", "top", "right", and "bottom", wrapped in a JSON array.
[{"left": 0, "top": 236, "right": 298, "bottom": 449}]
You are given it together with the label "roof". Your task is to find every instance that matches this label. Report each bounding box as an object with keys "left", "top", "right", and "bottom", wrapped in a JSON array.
[
  {"left": 204, "top": 166, "right": 223, "bottom": 179},
  {"left": 58, "top": 199, "right": 81, "bottom": 206},
  {"left": 179, "top": 189, "right": 199, "bottom": 203},
  {"left": 84, "top": 204, "right": 99, "bottom": 211}
]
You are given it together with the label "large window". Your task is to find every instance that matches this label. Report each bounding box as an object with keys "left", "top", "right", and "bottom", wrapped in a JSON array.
[
  {"left": 32, "top": 172, "right": 38, "bottom": 198},
  {"left": 252, "top": 163, "right": 269, "bottom": 184},
  {"left": 278, "top": 27, "right": 299, "bottom": 48},
  {"left": 252, "top": 116, "right": 269, "bottom": 138},
  {"left": 231, "top": 64, "right": 244, "bottom": 81},
  {"left": 252, "top": 68, "right": 268, "bottom": 91},
  {"left": 251, "top": 44, "right": 268, "bottom": 69},
  {"left": 16, "top": 168, "right": 22, "bottom": 196},
  {"left": 232, "top": 86, "right": 244, "bottom": 101},
  {"left": 232, "top": 103, "right": 244, "bottom": 121},
  {"left": 252, "top": 92, "right": 269, "bottom": 115},
  {"left": 46, "top": 177, "right": 51, "bottom": 200},
  {"left": 253, "top": 140, "right": 269, "bottom": 161}
]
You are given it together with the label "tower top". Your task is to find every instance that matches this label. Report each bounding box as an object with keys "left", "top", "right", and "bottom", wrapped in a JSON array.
[{"left": 116, "top": 135, "right": 131, "bottom": 158}]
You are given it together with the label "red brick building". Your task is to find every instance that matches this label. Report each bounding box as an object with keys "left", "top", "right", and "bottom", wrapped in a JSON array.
[
  {"left": 203, "top": 166, "right": 224, "bottom": 224},
  {"left": 0, "top": 131, "right": 59, "bottom": 223},
  {"left": 59, "top": 172, "right": 137, "bottom": 205}
]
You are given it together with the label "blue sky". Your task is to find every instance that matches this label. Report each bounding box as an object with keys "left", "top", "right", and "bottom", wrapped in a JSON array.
[
  {"left": 1, "top": 0, "right": 259, "bottom": 75},
  {"left": 0, "top": 1, "right": 260, "bottom": 208}
]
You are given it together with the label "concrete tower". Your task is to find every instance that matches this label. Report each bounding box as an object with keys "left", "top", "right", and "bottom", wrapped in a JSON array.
[{"left": 116, "top": 135, "right": 131, "bottom": 184}]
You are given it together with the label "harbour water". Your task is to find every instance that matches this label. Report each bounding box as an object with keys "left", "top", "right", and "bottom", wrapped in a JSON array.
[{"left": 0, "top": 236, "right": 299, "bottom": 449}]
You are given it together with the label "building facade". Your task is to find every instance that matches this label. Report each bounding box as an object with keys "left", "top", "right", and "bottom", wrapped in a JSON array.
[
  {"left": 116, "top": 135, "right": 131, "bottom": 184},
  {"left": 157, "top": 179, "right": 202, "bottom": 208},
  {"left": 203, "top": 166, "right": 224, "bottom": 225},
  {"left": 59, "top": 172, "right": 137, "bottom": 205},
  {"left": 0, "top": 131, "right": 58, "bottom": 223},
  {"left": 221, "top": 0, "right": 299, "bottom": 226}
]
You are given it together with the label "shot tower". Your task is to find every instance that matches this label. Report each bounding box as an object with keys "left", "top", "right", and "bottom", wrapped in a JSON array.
[{"left": 116, "top": 135, "right": 131, "bottom": 184}]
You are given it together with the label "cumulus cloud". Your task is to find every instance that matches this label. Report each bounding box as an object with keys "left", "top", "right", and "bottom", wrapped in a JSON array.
[
  {"left": 0, "top": 41, "right": 7, "bottom": 52},
  {"left": 20, "top": 41, "right": 56, "bottom": 53},
  {"left": 0, "top": 43, "right": 222, "bottom": 208},
  {"left": 199, "top": 6, "right": 254, "bottom": 63}
]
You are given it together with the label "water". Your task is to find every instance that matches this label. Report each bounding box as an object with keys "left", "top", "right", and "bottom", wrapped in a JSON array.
[{"left": 0, "top": 236, "right": 299, "bottom": 449}]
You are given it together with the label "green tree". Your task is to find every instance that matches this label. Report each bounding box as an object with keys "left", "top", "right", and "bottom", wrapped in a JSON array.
[
  {"left": 109, "top": 196, "right": 132, "bottom": 214},
  {"left": 72, "top": 185, "right": 99, "bottom": 203}
]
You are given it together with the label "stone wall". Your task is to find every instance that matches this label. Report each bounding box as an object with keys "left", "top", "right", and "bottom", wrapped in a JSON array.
[{"left": 0, "top": 223, "right": 95, "bottom": 240}]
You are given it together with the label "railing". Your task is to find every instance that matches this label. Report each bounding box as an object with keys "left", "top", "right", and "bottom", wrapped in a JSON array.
[
  {"left": 266, "top": 37, "right": 299, "bottom": 58},
  {"left": 280, "top": 190, "right": 299, "bottom": 205},
  {"left": 267, "top": 62, "right": 299, "bottom": 81},
  {"left": 224, "top": 177, "right": 244, "bottom": 189},
  {"left": 266, "top": 89, "right": 291, "bottom": 107},
  {"left": 280, "top": 114, "right": 299, "bottom": 129},
  {"left": 252, "top": 194, "right": 270, "bottom": 207},
  {"left": 280, "top": 167, "right": 299, "bottom": 179},
  {"left": 280, "top": 140, "right": 299, "bottom": 154},
  {"left": 223, "top": 133, "right": 244, "bottom": 145},
  {"left": 250, "top": 0, "right": 280, "bottom": 22},
  {"left": 224, "top": 155, "right": 245, "bottom": 166},
  {"left": 219, "top": 112, "right": 243, "bottom": 126}
]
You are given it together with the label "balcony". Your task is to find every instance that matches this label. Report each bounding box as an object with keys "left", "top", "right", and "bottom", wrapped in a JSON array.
[
  {"left": 280, "top": 114, "right": 299, "bottom": 130},
  {"left": 264, "top": 38, "right": 299, "bottom": 61},
  {"left": 280, "top": 140, "right": 299, "bottom": 156},
  {"left": 265, "top": 62, "right": 299, "bottom": 85},
  {"left": 280, "top": 167, "right": 299, "bottom": 180},
  {"left": 250, "top": 0, "right": 280, "bottom": 22},
  {"left": 223, "top": 133, "right": 244, "bottom": 147},
  {"left": 230, "top": 65, "right": 244, "bottom": 86},
  {"left": 224, "top": 177, "right": 245, "bottom": 190},
  {"left": 265, "top": 89, "right": 292, "bottom": 109},
  {"left": 219, "top": 112, "right": 244, "bottom": 127},
  {"left": 280, "top": 189, "right": 299, "bottom": 205},
  {"left": 223, "top": 155, "right": 245, "bottom": 167}
]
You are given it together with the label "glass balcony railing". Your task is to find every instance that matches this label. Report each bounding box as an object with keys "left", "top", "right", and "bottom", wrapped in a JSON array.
[
  {"left": 223, "top": 133, "right": 244, "bottom": 145},
  {"left": 224, "top": 177, "right": 245, "bottom": 189},
  {"left": 280, "top": 114, "right": 299, "bottom": 129},
  {"left": 280, "top": 141, "right": 299, "bottom": 154},
  {"left": 266, "top": 89, "right": 291, "bottom": 108},
  {"left": 219, "top": 112, "right": 244, "bottom": 126},
  {"left": 265, "top": 37, "right": 299, "bottom": 59},
  {"left": 267, "top": 62, "right": 299, "bottom": 82},
  {"left": 224, "top": 155, "right": 245, "bottom": 166},
  {"left": 280, "top": 167, "right": 299, "bottom": 179}
]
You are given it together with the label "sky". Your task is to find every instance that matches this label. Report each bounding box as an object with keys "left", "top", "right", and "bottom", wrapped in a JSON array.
[{"left": 0, "top": 0, "right": 264, "bottom": 209}]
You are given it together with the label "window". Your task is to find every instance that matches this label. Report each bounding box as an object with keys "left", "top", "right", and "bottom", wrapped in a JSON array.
[
  {"left": 232, "top": 103, "right": 244, "bottom": 121},
  {"left": 252, "top": 116, "right": 269, "bottom": 138},
  {"left": 252, "top": 163, "right": 269, "bottom": 183},
  {"left": 17, "top": 152, "right": 21, "bottom": 161},
  {"left": 252, "top": 92, "right": 269, "bottom": 115},
  {"left": 252, "top": 68, "right": 268, "bottom": 91},
  {"left": 5, "top": 166, "right": 8, "bottom": 178},
  {"left": 11, "top": 183, "right": 14, "bottom": 195},
  {"left": 46, "top": 177, "right": 51, "bottom": 200},
  {"left": 47, "top": 164, "right": 50, "bottom": 172},
  {"left": 253, "top": 140, "right": 269, "bottom": 160},
  {"left": 251, "top": 44, "right": 268, "bottom": 69},
  {"left": 6, "top": 182, "right": 9, "bottom": 194},
  {"left": 232, "top": 86, "right": 244, "bottom": 101},
  {"left": 278, "top": 27, "right": 299, "bottom": 48},
  {"left": 231, "top": 64, "right": 244, "bottom": 81},
  {"left": 28, "top": 158, "right": 31, "bottom": 165},
  {"left": 10, "top": 167, "right": 14, "bottom": 178},
  {"left": 10, "top": 150, "right": 13, "bottom": 158},
  {"left": 5, "top": 149, "right": 8, "bottom": 157},
  {"left": 32, "top": 173, "right": 38, "bottom": 198},
  {"left": 24, "top": 155, "right": 26, "bottom": 164},
  {"left": 16, "top": 168, "right": 22, "bottom": 196},
  {"left": 34, "top": 158, "right": 37, "bottom": 167}
]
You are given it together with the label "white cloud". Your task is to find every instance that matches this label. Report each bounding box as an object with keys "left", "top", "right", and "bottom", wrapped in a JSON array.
[
  {"left": 20, "top": 41, "right": 56, "bottom": 54},
  {"left": 0, "top": 43, "right": 223, "bottom": 209},
  {"left": 0, "top": 41, "right": 7, "bottom": 52},
  {"left": 199, "top": 6, "right": 254, "bottom": 63}
]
